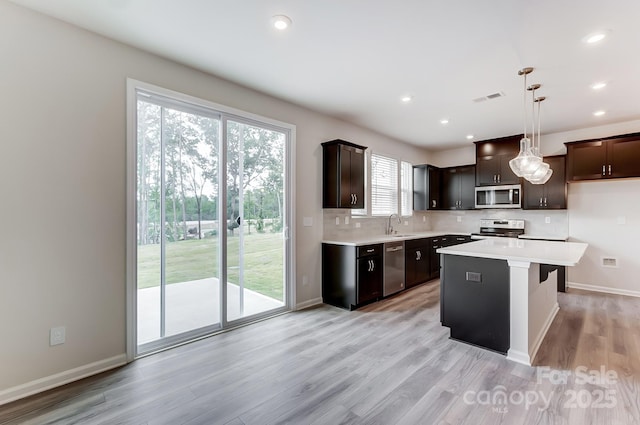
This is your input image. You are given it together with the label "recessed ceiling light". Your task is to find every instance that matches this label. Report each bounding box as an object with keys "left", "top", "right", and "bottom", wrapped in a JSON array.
[
  {"left": 401, "top": 95, "right": 413, "bottom": 103},
  {"left": 440, "top": 119, "right": 449, "bottom": 125},
  {"left": 593, "top": 110, "right": 606, "bottom": 117},
  {"left": 271, "top": 15, "right": 292, "bottom": 30},
  {"left": 591, "top": 82, "right": 607, "bottom": 90},
  {"left": 583, "top": 31, "right": 609, "bottom": 44},
  {"left": 466, "top": 134, "right": 474, "bottom": 140}
]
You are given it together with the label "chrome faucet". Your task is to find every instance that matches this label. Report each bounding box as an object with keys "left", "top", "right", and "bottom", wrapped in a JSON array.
[{"left": 386, "top": 213, "right": 401, "bottom": 235}]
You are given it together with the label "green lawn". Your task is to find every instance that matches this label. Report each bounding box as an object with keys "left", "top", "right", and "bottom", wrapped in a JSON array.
[{"left": 137, "top": 232, "right": 284, "bottom": 300}]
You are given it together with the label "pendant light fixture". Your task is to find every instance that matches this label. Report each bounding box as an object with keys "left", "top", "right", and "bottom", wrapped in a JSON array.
[{"left": 508, "top": 67, "right": 552, "bottom": 184}]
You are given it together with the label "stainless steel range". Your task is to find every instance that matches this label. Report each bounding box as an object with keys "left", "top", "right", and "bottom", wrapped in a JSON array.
[{"left": 471, "top": 219, "right": 525, "bottom": 239}]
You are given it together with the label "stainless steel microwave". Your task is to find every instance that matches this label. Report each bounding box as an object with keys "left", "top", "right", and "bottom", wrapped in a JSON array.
[{"left": 475, "top": 185, "right": 521, "bottom": 209}]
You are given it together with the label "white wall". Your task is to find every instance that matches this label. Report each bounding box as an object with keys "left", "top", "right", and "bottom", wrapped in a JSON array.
[{"left": 0, "top": 2, "right": 430, "bottom": 400}]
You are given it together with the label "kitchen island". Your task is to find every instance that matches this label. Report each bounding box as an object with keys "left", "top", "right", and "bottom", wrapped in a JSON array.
[{"left": 437, "top": 238, "right": 588, "bottom": 366}]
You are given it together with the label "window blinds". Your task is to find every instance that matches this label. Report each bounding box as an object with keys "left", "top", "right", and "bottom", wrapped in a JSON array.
[{"left": 371, "top": 153, "right": 398, "bottom": 216}]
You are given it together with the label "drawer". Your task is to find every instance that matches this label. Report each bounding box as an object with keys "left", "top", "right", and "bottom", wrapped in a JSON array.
[
  {"left": 405, "top": 238, "right": 430, "bottom": 250},
  {"left": 451, "top": 235, "right": 471, "bottom": 244},
  {"left": 357, "top": 244, "right": 382, "bottom": 258}
]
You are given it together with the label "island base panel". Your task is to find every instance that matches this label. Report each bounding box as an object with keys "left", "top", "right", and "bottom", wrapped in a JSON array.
[{"left": 441, "top": 255, "right": 510, "bottom": 354}]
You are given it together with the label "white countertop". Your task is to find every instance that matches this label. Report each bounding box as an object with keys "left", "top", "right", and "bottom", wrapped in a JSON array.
[
  {"left": 322, "top": 231, "right": 470, "bottom": 246},
  {"left": 437, "top": 238, "right": 588, "bottom": 266}
]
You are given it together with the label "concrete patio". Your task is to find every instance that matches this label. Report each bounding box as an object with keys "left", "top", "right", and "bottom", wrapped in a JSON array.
[{"left": 137, "top": 278, "right": 284, "bottom": 344}]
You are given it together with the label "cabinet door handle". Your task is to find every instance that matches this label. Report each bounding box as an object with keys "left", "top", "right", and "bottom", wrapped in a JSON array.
[
  {"left": 544, "top": 197, "right": 547, "bottom": 206},
  {"left": 370, "top": 260, "right": 375, "bottom": 272},
  {"left": 602, "top": 165, "right": 606, "bottom": 176},
  {"left": 493, "top": 174, "right": 497, "bottom": 183},
  {"left": 416, "top": 250, "right": 421, "bottom": 260},
  {"left": 497, "top": 174, "right": 501, "bottom": 183},
  {"left": 539, "top": 197, "right": 543, "bottom": 206},
  {"left": 609, "top": 165, "right": 612, "bottom": 176},
  {"left": 354, "top": 194, "right": 358, "bottom": 204}
]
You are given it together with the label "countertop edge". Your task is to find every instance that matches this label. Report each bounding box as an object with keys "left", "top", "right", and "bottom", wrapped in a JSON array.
[
  {"left": 322, "top": 231, "right": 471, "bottom": 246},
  {"left": 437, "top": 240, "right": 588, "bottom": 267}
]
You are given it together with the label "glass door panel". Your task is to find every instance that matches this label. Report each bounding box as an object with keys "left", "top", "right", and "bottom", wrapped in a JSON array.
[
  {"left": 225, "top": 120, "right": 286, "bottom": 321},
  {"left": 136, "top": 94, "right": 221, "bottom": 351},
  {"left": 163, "top": 108, "right": 220, "bottom": 337}
]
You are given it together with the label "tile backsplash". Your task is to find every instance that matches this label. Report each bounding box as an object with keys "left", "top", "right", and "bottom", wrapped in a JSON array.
[{"left": 322, "top": 209, "right": 568, "bottom": 241}]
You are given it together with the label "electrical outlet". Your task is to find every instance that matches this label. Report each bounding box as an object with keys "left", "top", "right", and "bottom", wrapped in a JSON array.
[
  {"left": 355, "top": 222, "right": 361, "bottom": 228},
  {"left": 302, "top": 275, "right": 309, "bottom": 285},
  {"left": 344, "top": 216, "right": 349, "bottom": 225},
  {"left": 422, "top": 216, "right": 426, "bottom": 222},
  {"left": 404, "top": 220, "right": 408, "bottom": 226},
  {"left": 545, "top": 216, "right": 551, "bottom": 224},
  {"left": 335, "top": 217, "right": 340, "bottom": 225},
  {"left": 617, "top": 216, "right": 626, "bottom": 225},
  {"left": 50, "top": 326, "right": 66, "bottom": 346},
  {"left": 457, "top": 216, "right": 462, "bottom": 223}
]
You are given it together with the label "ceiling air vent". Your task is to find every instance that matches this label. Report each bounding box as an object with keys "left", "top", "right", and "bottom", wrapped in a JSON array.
[
  {"left": 602, "top": 257, "right": 618, "bottom": 268},
  {"left": 473, "top": 92, "right": 506, "bottom": 103}
]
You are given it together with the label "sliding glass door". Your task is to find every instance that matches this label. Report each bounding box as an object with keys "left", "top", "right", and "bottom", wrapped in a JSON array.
[
  {"left": 225, "top": 120, "right": 286, "bottom": 321},
  {"left": 132, "top": 84, "right": 291, "bottom": 355}
]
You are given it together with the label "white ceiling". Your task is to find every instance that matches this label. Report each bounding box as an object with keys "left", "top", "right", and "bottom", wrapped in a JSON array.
[{"left": 10, "top": 0, "right": 640, "bottom": 149}]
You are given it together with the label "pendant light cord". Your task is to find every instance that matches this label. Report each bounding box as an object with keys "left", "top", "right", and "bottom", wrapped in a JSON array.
[
  {"left": 531, "top": 85, "right": 536, "bottom": 154},
  {"left": 523, "top": 72, "right": 527, "bottom": 139},
  {"left": 537, "top": 98, "right": 542, "bottom": 156}
]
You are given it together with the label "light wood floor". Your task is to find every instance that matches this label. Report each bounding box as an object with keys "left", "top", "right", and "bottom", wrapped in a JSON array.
[{"left": 2, "top": 282, "right": 640, "bottom": 425}]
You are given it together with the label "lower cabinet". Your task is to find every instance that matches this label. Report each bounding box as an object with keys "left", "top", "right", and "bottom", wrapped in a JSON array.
[
  {"left": 430, "top": 235, "right": 472, "bottom": 280},
  {"left": 322, "top": 243, "right": 383, "bottom": 310},
  {"left": 405, "top": 238, "right": 431, "bottom": 289},
  {"left": 322, "top": 235, "right": 474, "bottom": 309}
]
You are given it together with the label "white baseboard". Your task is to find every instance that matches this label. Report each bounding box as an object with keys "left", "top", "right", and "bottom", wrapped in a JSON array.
[
  {"left": 506, "top": 349, "right": 531, "bottom": 366},
  {"left": 0, "top": 354, "right": 127, "bottom": 406},
  {"left": 567, "top": 282, "right": 640, "bottom": 298},
  {"left": 295, "top": 297, "right": 323, "bottom": 311},
  {"left": 530, "top": 302, "right": 560, "bottom": 364}
]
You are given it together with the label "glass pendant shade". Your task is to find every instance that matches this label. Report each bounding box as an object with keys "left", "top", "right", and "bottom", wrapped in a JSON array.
[
  {"left": 528, "top": 167, "right": 553, "bottom": 185},
  {"left": 509, "top": 137, "right": 538, "bottom": 177}
]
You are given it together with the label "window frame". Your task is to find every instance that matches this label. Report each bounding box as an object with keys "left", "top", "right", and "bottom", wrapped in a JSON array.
[{"left": 353, "top": 151, "right": 412, "bottom": 218}]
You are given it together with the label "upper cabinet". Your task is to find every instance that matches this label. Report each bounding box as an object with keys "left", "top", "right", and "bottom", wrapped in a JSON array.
[
  {"left": 475, "top": 135, "right": 522, "bottom": 186},
  {"left": 322, "top": 139, "right": 367, "bottom": 208},
  {"left": 413, "top": 164, "right": 441, "bottom": 210},
  {"left": 523, "top": 155, "right": 567, "bottom": 209},
  {"left": 566, "top": 133, "right": 640, "bottom": 181},
  {"left": 441, "top": 165, "right": 476, "bottom": 210}
]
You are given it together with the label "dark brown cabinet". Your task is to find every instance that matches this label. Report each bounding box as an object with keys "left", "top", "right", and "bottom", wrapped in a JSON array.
[
  {"left": 322, "top": 243, "right": 382, "bottom": 310},
  {"left": 405, "top": 238, "right": 430, "bottom": 288},
  {"left": 441, "top": 165, "right": 476, "bottom": 210},
  {"left": 429, "top": 235, "right": 471, "bottom": 280},
  {"left": 475, "top": 135, "right": 521, "bottom": 186},
  {"left": 523, "top": 155, "right": 567, "bottom": 209},
  {"left": 566, "top": 133, "right": 640, "bottom": 181},
  {"left": 413, "top": 164, "right": 441, "bottom": 210},
  {"left": 322, "top": 139, "right": 366, "bottom": 208}
]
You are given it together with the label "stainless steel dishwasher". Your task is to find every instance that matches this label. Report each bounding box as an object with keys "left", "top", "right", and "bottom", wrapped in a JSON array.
[{"left": 384, "top": 241, "right": 405, "bottom": 296}]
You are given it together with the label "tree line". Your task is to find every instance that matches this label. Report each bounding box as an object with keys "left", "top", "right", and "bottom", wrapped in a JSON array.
[{"left": 137, "top": 99, "right": 285, "bottom": 245}]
